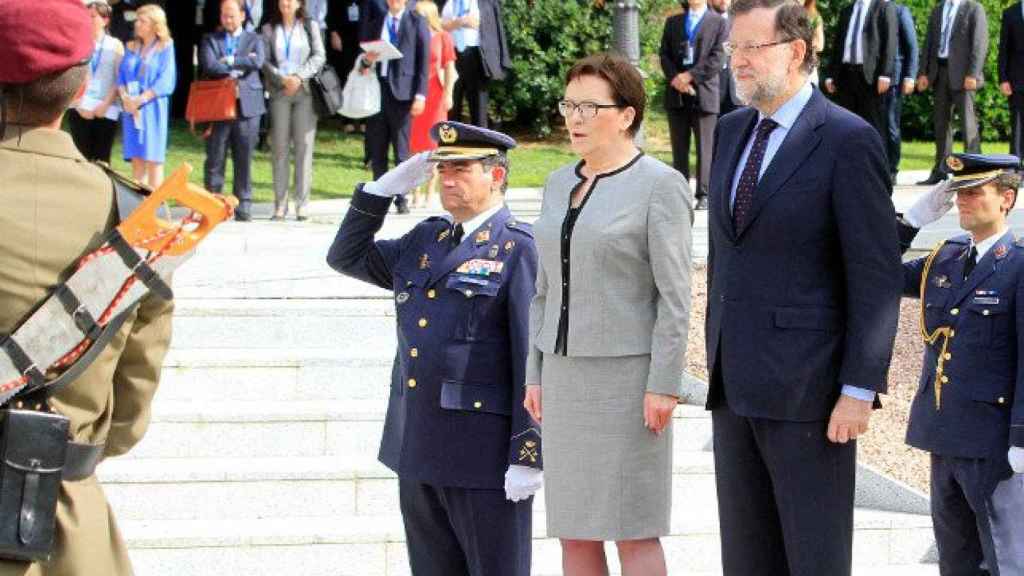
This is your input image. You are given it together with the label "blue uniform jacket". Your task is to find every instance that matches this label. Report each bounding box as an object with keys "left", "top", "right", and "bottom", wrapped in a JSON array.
[
  {"left": 901, "top": 226, "right": 1024, "bottom": 457},
  {"left": 327, "top": 189, "right": 542, "bottom": 489}
]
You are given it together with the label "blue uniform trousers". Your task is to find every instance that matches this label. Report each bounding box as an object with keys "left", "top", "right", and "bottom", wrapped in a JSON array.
[{"left": 931, "top": 454, "right": 1024, "bottom": 576}]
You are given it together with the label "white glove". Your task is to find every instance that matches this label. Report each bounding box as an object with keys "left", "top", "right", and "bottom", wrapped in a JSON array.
[
  {"left": 504, "top": 465, "right": 543, "bottom": 502},
  {"left": 1010, "top": 446, "right": 1024, "bottom": 474},
  {"left": 362, "top": 151, "right": 434, "bottom": 198},
  {"left": 904, "top": 179, "right": 954, "bottom": 229}
]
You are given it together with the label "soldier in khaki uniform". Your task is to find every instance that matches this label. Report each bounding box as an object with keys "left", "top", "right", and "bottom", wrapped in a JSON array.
[{"left": 0, "top": 0, "right": 174, "bottom": 573}]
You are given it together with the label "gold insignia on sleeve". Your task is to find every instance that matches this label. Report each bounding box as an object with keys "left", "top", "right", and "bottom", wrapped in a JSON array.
[
  {"left": 518, "top": 440, "right": 538, "bottom": 463},
  {"left": 437, "top": 228, "right": 451, "bottom": 242},
  {"left": 439, "top": 124, "right": 458, "bottom": 144},
  {"left": 946, "top": 156, "right": 964, "bottom": 171},
  {"left": 419, "top": 254, "right": 430, "bottom": 270}
]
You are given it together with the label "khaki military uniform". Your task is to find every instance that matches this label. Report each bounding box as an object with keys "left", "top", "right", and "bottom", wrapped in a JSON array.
[{"left": 0, "top": 125, "right": 174, "bottom": 575}]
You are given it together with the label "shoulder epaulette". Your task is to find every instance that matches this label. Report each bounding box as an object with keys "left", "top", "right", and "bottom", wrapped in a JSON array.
[
  {"left": 945, "top": 234, "right": 970, "bottom": 246},
  {"left": 505, "top": 219, "right": 533, "bottom": 237}
]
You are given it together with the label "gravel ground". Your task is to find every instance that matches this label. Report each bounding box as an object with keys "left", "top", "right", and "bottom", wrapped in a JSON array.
[{"left": 685, "top": 264, "right": 932, "bottom": 493}]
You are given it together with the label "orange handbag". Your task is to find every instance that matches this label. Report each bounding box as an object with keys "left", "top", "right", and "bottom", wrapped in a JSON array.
[{"left": 185, "top": 78, "right": 238, "bottom": 132}]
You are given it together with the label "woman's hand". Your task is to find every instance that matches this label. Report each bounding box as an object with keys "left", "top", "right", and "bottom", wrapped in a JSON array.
[
  {"left": 283, "top": 75, "right": 302, "bottom": 96},
  {"left": 643, "top": 392, "right": 678, "bottom": 435},
  {"left": 93, "top": 102, "right": 110, "bottom": 118},
  {"left": 524, "top": 384, "right": 542, "bottom": 424}
]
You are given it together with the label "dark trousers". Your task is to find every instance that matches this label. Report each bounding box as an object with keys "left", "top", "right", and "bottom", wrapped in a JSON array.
[
  {"left": 930, "top": 454, "right": 1024, "bottom": 576},
  {"left": 451, "top": 46, "right": 489, "bottom": 128},
  {"left": 1009, "top": 96, "right": 1024, "bottom": 158},
  {"left": 67, "top": 110, "right": 118, "bottom": 163},
  {"left": 398, "top": 479, "right": 531, "bottom": 576},
  {"left": 368, "top": 82, "right": 412, "bottom": 208},
  {"left": 666, "top": 107, "right": 716, "bottom": 200},
  {"left": 932, "top": 63, "right": 980, "bottom": 177},
  {"left": 882, "top": 86, "right": 904, "bottom": 179},
  {"left": 711, "top": 393, "right": 856, "bottom": 576},
  {"left": 835, "top": 64, "right": 886, "bottom": 142},
  {"left": 204, "top": 113, "right": 261, "bottom": 211}
]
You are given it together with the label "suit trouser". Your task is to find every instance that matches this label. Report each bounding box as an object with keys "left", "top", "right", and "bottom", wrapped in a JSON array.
[
  {"left": 204, "top": 113, "right": 261, "bottom": 211},
  {"left": 368, "top": 83, "right": 412, "bottom": 208},
  {"left": 1009, "top": 96, "right": 1024, "bottom": 158},
  {"left": 835, "top": 64, "right": 886, "bottom": 142},
  {"left": 269, "top": 89, "right": 318, "bottom": 213},
  {"left": 932, "top": 63, "right": 981, "bottom": 176},
  {"left": 666, "top": 106, "right": 715, "bottom": 200},
  {"left": 930, "top": 454, "right": 1024, "bottom": 576},
  {"left": 883, "top": 86, "right": 904, "bottom": 178},
  {"left": 711, "top": 394, "right": 856, "bottom": 576},
  {"left": 67, "top": 111, "right": 118, "bottom": 164},
  {"left": 451, "top": 46, "right": 488, "bottom": 128},
  {"left": 398, "top": 478, "right": 531, "bottom": 576}
]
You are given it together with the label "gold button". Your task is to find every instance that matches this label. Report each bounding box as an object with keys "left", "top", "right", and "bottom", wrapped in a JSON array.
[
  {"left": 408, "top": 379, "right": 417, "bottom": 388},
  {"left": 473, "top": 401, "right": 482, "bottom": 409},
  {"left": 418, "top": 318, "right": 428, "bottom": 328},
  {"left": 998, "top": 397, "right": 1006, "bottom": 404},
  {"left": 427, "top": 289, "right": 436, "bottom": 299},
  {"left": 941, "top": 375, "right": 949, "bottom": 383},
  {"left": 410, "top": 348, "right": 419, "bottom": 358},
  {"left": 944, "top": 353, "right": 952, "bottom": 360},
  {"left": 983, "top": 309, "right": 991, "bottom": 316},
  {"left": 950, "top": 308, "right": 959, "bottom": 315},
  {"left": 950, "top": 329, "right": 955, "bottom": 338},
  {"left": 464, "top": 289, "right": 474, "bottom": 297}
]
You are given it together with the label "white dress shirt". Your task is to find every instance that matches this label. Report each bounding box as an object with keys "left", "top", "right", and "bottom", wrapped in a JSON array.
[
  {"left": 442, "top": 0, "right": 481, "bottom": 51},
  {"left": 456, "top": 202, "right": 504, "bottom": 236}
]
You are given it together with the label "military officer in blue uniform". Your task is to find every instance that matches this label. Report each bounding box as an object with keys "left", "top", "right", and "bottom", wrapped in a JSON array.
[
  {"left": 326, "top": 121, "right": 541, "bottom": 576},
  {"left": 898, "top": 153, "right": 1024, "bottom": 575}
]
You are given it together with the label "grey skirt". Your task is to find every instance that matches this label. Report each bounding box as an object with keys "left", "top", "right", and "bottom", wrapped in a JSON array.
[{"left": 541, "top": 353, "right": 672, "bottom": 540}]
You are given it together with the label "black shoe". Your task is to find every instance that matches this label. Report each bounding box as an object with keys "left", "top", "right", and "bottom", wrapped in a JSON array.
[
  {"left": 234, "top": 210, "right": 252, "bottom": 222},
  {"left": 916, "top": 174, "right": 944, "bottom": 186},
  {"left": 695, "top": 197, "right": 709, "bottom": 211}
]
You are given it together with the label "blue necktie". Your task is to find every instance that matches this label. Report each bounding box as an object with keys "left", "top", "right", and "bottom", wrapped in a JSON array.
[
  {"left": 941, "top": 1, "right": 955, "bottom": 56},
  {"left": 454, "top": 0, "right": 466, "bottom": 51},
  {"left": 387, "top": 16, "right": 398, "bottom": 45},
  {"left": 733, "top": 119, "right": 779, "bottom": 231}
]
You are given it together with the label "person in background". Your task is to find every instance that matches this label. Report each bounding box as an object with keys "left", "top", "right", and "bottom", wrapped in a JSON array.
[
  {"left": 327, "top": 0, "right": 366, "bottom": 133},
  {"left": 117, "top": 3, "right": 176, "bottom": 188},
  {"left": 882, "top": 0, "right": 918, "bottom": 183},
  {"left": 200, "top": 0, "right": 267, "bottom": 222},
  {"left": 68, "top": 0, "right": 124, "bottom": 164},
  {"left": 999, "top": 0, "right": 1024, "bottom": 157},
  {"left": 409, "top": 0, "right": 457, "bottom": 209},
  {"left": 442, "top": 0, "right": 512, "bottom": 128},
  {"left": 711, "top": 0, "right": 743, "bottom": 116},
  {"left": 804, "top": 0, "right": 824, "bottom": 83},
  {"left": 261, "top": 0, "right": 326, "bottom": 221}
]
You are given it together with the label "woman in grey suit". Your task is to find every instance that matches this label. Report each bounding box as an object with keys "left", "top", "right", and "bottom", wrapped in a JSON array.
[
  {"left": 261, "top": 0, "right": 325, "bottom": 221},
  {"left": 523, "top": 53, "right": 693, "bottom": 575}
]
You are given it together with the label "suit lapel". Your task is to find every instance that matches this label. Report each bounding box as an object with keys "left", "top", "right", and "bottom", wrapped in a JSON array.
[
  {"left": 951, "top": 231, "right": 1015, "bottom": 306},
  {"left": 735, "top": 89, "right": 825, "bottom": 239},
  {"left": 429, "top": 207, "right": 511, "bottom": 286},
  {"left": 717, "top": 110, "right": 758, "bottom": 241}
]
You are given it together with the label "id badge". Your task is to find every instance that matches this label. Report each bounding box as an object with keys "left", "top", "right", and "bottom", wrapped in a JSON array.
[
  {"left": 683, "top": 43, "right": 695, "bottom": 66},
  {"left": 348, "top": 3, "right": 360, "bottom": 22},
  {"left": 126, "top": 81, "right": 140, "bottom": 97}
]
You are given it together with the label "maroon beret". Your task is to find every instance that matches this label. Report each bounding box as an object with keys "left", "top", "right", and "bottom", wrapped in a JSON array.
[{"left": 0, "top": 0, "right": 93, "bottom": 84}]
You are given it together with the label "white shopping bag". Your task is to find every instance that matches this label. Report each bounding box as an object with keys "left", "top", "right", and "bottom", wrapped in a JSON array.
[{"left": 340, "top": 64, "right": 381, "bottom": 119}]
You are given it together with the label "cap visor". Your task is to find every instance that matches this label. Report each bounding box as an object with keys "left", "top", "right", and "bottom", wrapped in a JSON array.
[
  {"left": 428, "top": 147, "right": 500, "bottom": 162},
  {"left": 948, "top": 174, "right": 999, "bottom": 192}
]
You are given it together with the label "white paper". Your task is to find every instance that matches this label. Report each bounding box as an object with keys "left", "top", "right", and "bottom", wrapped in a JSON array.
[{"left": 359, "top": 40, "right": 403, "bottom": 61}]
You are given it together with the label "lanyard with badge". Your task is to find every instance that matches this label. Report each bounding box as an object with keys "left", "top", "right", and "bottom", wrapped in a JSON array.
[
  {"left": 87, "top": 34, "right": 106, "bottom": 99},
  {"left": 224, "top": 32, "right": 238, "bottom": 57},
  {"left": 682, "top": 11, "right": 704, "bottom": 66},
  {"left": 127, "top": 39, "right": 157, "bottom": 97},
  {"left": 280, "top": 23, "right": 298, "bottom": 74}
]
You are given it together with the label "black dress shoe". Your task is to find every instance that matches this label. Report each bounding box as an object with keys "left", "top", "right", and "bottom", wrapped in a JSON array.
[
  {"left": 234, "top": 210, "right": 252, "bottom": 222},
  {"left": 916, "top": 174, "right": 944, "bottom": 186},
  {"left": 695, "top": 197, "right": 709, "bottom": 210}
]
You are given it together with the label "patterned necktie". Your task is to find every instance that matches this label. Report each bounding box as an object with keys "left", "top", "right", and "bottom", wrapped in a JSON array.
[
  {"left": 732, "top": 118, "right": 779, "bottom": 231},
  {"left": 848, "top": 1, "right": 864, "bottom": 64},
  {"left": 963, "top": 245, "right": 978, "bottom": 280},
  {"left": 941, "top": 1, "right": 955, "bottom": 56}
]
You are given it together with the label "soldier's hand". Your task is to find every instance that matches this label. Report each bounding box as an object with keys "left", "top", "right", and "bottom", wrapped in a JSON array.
[
  {"left": 904, "top": 179, "right": 954, "bottom": 228},
  {"left": 1010, "top": 447, "right": 1024, "bottom": 474},
  {"left": 504, "top": 465, "right": 543, "bottom": 502},
  {"left": 524, "top": 384, "right": 542, "bottom": 424},
  {"left": 363, "top": 151, "right": 434, "bottom": 198},
  {"left": 826, "top": 395, "right": 872, "bottom": 443},
  {"left": 643, "top": 392, "right": 678, "bottom": 435}
]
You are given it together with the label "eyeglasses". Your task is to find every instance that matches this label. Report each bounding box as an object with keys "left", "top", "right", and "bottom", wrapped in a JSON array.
[
  {"left": 722, "top": 38, "right": 794, "bottom": 56},
  {"left": 557, "top": 100, "right": 623, "bottom": 119}
]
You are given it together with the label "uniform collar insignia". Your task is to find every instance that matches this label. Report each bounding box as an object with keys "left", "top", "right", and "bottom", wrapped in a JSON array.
[{"left": 995, "top": 244, "right": 1009, "bottom": 259}]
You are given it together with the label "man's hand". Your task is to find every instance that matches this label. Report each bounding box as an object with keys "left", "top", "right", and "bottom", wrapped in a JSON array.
[
  {"left": 1001, "top": 81, "right": 1014, "bottom": 97},
  {"left": 671, "top": 72, "right": 692, "bottom": 94},
  {"left": 461, "top": 13, "right": 479, "bottom": 29},
  {"left": 1009, "top": 447, "right": 1024, "bottom": 474},
  {"left": 904, "top": 179, "right": 954, "bottom": 228},
  {"left": 504, "top": 465, "right": 543, "bottom": 502},
  {"left": 644, "top": 392, "right": 678, "bottom": 435},
  {"left": 827, "top": 395, "right": 872, "bottom": 443},
  {"left": 902, "top": 78, "right": 916, "bottom": 96},
  {"left": 364, "top": 51, "right": 380, "bottom": 64},
  {"left": 330, "top": 31, "right": 342, "bottom": 52},
  {"left": 524, "top": 384, "right": 542, "bottom": 423},
  {"left": 877, "top": 77, "right": 892, "bottom": 94},
  {"left": 410, "top": 98, "right": 426, "bottom": 117},
  {"left": 917, "top": 75, "right": 929, "bottom": 92},
  {"left": 363, "top": 151, "right": 434, "bottom": 197},
  {"left": 824, "top": 78, "right": 836, "bottom": 94},
  {"left": 963, "top": 76, "right": 978, "bottom": 91}
]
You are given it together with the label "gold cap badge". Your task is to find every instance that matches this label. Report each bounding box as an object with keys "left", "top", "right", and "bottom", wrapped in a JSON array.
[
  {"left": 946, "top": 156, "right": 964, "bottom": 171},
  {"left": 439, "top": 124, "right": 458, "bottom": 144}
]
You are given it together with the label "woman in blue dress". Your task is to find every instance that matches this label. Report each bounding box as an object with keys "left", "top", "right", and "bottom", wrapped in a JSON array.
[{"left": 117, "top": 4, "right": 176, "bottom": 188}]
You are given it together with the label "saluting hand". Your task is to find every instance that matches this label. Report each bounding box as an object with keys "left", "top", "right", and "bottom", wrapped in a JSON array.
[
  {"left": 827, "top": 395, "right": 872, "bottom": 444},
  {"left": 644, "top": 392, "right": 678, "bottom": 435},
  {"left": 524, "top": 384, "right": 542, "bottom": 424},
  {"left": 904, "top": 179, "right": 954, "bottom": 228},
  {"left": 363, "top": 151, "right": 434, "bottom": 197}
]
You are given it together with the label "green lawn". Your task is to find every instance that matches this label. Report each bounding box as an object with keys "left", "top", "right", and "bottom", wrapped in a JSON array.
[{"left": 105, "top": 111, "right": 1007, "bottom": 203}]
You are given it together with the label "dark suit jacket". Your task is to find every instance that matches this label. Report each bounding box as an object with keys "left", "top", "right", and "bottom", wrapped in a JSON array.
[
  {"left": 829, "top": 0, "right": 898, "bottom": 85},
  {"left": 705, "top": 89, "right": 902, "bottom": 421},
  {"left": 895, "top": 3, "right": 920, "bottom": 81},
  {"left": 660, "top": 9, "right": 728, "bottom": 113},
  {"left": 999, "top": 3, "right": 1024, "bottom": 91},
  {"left": 920, "top": 0, "right": 988, "bottom": 87},
  {"left": 199, "top": 30, "right": 267, "bottom": 119},
  {"left": 478, "top": 0, "right": 513, "bottom": 81},
  {"left": 361, "top": 8, "right": 431, "bottom": 101}
]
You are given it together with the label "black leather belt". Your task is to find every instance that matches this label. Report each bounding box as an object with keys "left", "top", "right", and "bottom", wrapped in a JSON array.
[{"left": 62, "top": 442, "right": 103, "bottom": 481}]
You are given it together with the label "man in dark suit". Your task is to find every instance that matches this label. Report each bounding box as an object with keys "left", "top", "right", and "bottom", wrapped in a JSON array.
[
  {"left": 897, "top": 153, "right": 1024, "bottom": 576},
  {"left": 660, "top": 0, "right": 728, "bottom": 210},
  {"left": 712, "top": 0, "right": 743, "bottom": 116},
  {"left": 327, "top": 122, "right": 542, "bottom": 576},
  {"left": 1000, "top": 2, "right": 1024, "bottom": 157},
  {"left": 824, "top": 0, "right": 898, "bottom": 141},
  {"left": 916, "top": 0, "right": 988, "bottom": 185},
  {"left": 199, "top": 0, "right": 266, "bottom": 222},
  {"left": 442, "top": 0, "right": 512, "bottom": 128},
  {"left": 360, "top": 0, "right": 430, "bottom": 213},
  {"left": 706, "top": 0, "right": 902, "bottom": 573},
  {"left": 881, "top": 0, "right": 918, "bottom": 182}
]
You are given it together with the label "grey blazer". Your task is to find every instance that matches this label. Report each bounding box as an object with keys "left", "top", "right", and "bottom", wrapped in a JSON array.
[
  {"left": 526, "top": 154, "right": 694, "bottom": 396},
  {"left": 260, "top": 19, "right": 327, "bottom": 95},
  {"left": 920, "top": 0, "right": 988, "bottom": 87}
]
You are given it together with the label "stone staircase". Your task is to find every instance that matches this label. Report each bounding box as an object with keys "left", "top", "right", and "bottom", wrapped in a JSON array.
[{"left": 94, "top": 195, "right": 941, "bottom": 575}]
